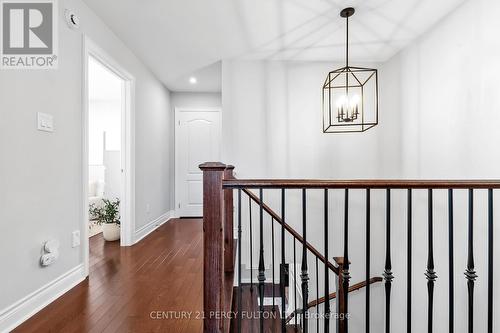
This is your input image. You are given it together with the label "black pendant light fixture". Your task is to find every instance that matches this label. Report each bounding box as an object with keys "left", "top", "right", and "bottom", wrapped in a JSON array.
[{"left": 322, "top": 7, "right": 378, "bottom": 133}]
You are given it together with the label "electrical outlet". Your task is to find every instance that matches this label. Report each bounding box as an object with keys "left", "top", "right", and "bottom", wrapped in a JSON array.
[
  {"left": 40, "top": 239, "right": 60, "bottom": 267},
  {"left": 146, "top": 204, "right": 150, "bottom": 214},
  {"left": 72, "top": 230, "right": 80, "bottom": 248}
]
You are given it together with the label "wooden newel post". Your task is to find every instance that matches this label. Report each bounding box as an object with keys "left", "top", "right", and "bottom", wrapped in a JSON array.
[
  {"left": 200, "top": 162, "right": 227, "bottom": 333},
  {"left": 224, "top": 165, "right": 235, "bottom": 273},
  {"left": 334, "top": 257, "right": 348, "bottom": 333}
]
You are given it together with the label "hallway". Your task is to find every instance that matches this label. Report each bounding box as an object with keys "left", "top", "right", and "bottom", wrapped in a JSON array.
[{"left": 14, "top": 219, "right": 203, "bottom": 333}]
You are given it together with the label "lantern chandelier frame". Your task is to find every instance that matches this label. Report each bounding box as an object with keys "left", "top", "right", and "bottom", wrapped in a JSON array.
[{"left": 322, "top": 7, "right": 379, "bottom": 133}]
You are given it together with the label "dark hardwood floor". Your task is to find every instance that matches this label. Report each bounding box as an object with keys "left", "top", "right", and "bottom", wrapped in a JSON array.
[{"left": 14, "top": 219, "right": 203, "bottom": 333}]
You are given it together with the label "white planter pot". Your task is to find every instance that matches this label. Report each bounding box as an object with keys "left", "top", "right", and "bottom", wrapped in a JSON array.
[{"left": 102, "top": 223, "right": 120, "bottom": 241}]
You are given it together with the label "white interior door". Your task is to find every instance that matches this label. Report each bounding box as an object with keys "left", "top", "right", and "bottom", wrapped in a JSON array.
[{"left": 175, "top": 108, "right": 222, "bottom": 217}]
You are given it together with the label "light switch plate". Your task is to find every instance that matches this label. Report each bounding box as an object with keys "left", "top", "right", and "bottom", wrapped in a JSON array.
[{"left": 37, "top": 112, "right": 54, "bottom": 132}]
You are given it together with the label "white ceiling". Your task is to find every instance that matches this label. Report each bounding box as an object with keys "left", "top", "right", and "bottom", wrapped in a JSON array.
[
  {"left": 82, "top": 0, "right": 465, "bottom": 92},
  {"left": 168, "top": 61, "right": 221, "bottom": 93}
]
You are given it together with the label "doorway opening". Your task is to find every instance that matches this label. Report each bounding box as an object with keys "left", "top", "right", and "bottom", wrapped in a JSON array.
[
  {"left": 87, "top": 56, "right": 124, "bottom": 239},
  {"left": 83, "top": 37, "right": 135, "bottom": 277}
]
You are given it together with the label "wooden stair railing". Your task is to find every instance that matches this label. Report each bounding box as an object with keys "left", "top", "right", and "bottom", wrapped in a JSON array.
[
  {"left": 201, "top": 163, "right": 500, "bottom": 333},
  {"left": 200, "top": 163, "right": 384, "bottom": 333},
  {"left": 242, "top": 188, "right": 339, "bottom": 275},
  {"left": 243, "top": 187, "right": 383, "bottom": 331},
  {"left": 285, "top": 277, "right": 383, "bottom": 324},
  {"left": 308, "top": 277, "right": 383, "bottom": 308}
]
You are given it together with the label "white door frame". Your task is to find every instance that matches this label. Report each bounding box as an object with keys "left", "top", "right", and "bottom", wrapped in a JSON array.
[
  {"left": 174, "top": 107, "right": 222, "bottom": 218},
  {"left": 82, "top": 35, "right": 136, "bottom": 277}
]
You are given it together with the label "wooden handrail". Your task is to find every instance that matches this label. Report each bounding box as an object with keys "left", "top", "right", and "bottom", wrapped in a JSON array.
[
  {"left": 225, "top": 179, "right": 500, "bottom": 189},
  {"left": 308, "top": 277, "right": 382, "bottom": 308},
  {"left": 243, "top": 188, "right": 339, "bottom": 275},
  {"left": 285, "top": 277, "right": 383, "bottom": 323}
]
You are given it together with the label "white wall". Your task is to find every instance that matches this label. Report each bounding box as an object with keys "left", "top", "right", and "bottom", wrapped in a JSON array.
[
  {"left": 88, "top": 100, "right": 122, "bottom": 200},
  {"left": 0, "top": 0, "right": 172, "bottom": 328},
  {"left": 88, "top": 100, "right": 121, "bottom": 165},
  {"left": 222, "top": 60, "right": 401, "bottom": 179},
  {"left": 88, "top": 56, "right": 122, "bottom": 168},
  {"left": 396, "top": 0, "right": 500, "bottom": 180},
  {"left": 171, "top": 92, "right": 221, "bottom": 110}
]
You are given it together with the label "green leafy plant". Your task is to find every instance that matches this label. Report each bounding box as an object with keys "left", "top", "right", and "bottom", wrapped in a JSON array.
[{"left": 89, "top": 198, "right": 120, "bottom": 225}]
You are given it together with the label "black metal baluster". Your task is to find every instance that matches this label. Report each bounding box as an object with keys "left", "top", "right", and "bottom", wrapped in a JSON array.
[
  {"left": 425, "top": 189, "right": 437, "bottom": 333},
  {"left": 407, "top": 189, "right": 412, "bottom": 333},
  {"left": 294, "top": 238, "right": 298, "bottom": 328},
  {"left": 383, "top": 189, "right": 393, "bottom": 333},
  {"left": 249, "top": 196, "right": 254, "bottom": 292},
  {"left": 301, "top": 189, "right": 309, "bottom": 333},
  {"left": 465, "top": 189, "right": 477, "bottom": 333},
  {"left": 237, "top": 189, "right": 243, "bottom": 333},
  {"left": 281, "top": 189, "right": 286, "bottom": 333},
  {"left": 316, "top": 256, "right": 319, "bottom": 333},
  {"left": 488, "top": 189, "right": 493, "bottom": 333},
  {"left": 448, "top": 189, "right": 454, "bottom": 333},
  {"left": 272, "top": 216, "right": 276, "bottom": 311},
  {"left": 342, "top": 188, "right": 351, "bottom": 333},
  {"left": 366, "top": 188, "right": 371, "bottom": 333},
  {"left": 258, "top": 189, "right": 266, "bottom": 333},
  {"left": 324, "top": 189, "right": 330, "bottom": 333}
]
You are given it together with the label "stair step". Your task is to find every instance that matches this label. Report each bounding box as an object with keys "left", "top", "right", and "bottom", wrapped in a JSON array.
[
  {"left": 230, "top": 283, "right": 303, "bottom": 333},
  {"left": 286, "top": 324, "right": 302, "bottom": 333}
]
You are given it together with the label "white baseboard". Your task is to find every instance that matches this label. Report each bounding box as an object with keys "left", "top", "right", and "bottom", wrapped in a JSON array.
[
  {"left": 134, "top": 210, "right": 174, "bottom": 244},
  {"left": 0, "top": 264, "right": 86, "bottom": 333}
]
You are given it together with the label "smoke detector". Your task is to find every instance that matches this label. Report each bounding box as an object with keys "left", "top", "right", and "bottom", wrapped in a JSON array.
[{"left": 65, "top": 9, "right": 80, "bottom": 30}]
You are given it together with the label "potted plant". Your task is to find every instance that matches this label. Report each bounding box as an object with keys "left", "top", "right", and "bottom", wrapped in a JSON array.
[{"left": 89, "top": 198, "right": 120, "bottom": 241}]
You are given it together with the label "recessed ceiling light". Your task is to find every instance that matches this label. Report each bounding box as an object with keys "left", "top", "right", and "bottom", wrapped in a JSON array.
[{"left": 189, "top": 77, "right": 197, "bottom": 84}]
